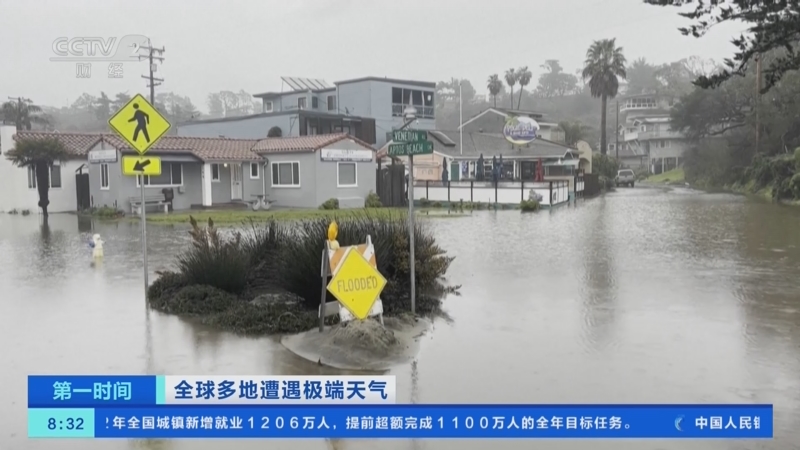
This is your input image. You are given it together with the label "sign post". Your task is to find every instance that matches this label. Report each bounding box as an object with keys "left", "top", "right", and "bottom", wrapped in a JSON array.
[
  {"left": 388, "top": 129, "right": 431, "bottom": 315},
  {"left": 108, "top": 93, "right": 172, "bottom": 296}
]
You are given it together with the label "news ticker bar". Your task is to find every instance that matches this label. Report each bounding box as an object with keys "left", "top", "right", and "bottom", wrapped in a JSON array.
[
  {"left": 28, "top": 404, "right": 772, "bottom": 439},
  {"left": 29, "top": 375, "right": 396, "bottom": 406}
]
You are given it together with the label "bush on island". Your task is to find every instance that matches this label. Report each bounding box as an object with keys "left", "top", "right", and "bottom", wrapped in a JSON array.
[
  {"left": 365, "top": 191, "right": 383, "bottom": 208},
  {"left": 319, "top": 198, "right": 339, "bottom": 210},
  {"left": 146, "top": 212, "right": 457, "bottom": 336}
]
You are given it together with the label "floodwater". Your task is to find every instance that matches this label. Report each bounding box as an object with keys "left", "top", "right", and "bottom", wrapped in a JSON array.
[{"left": 2, "top": 186, "right": 800, "bottom": 450}]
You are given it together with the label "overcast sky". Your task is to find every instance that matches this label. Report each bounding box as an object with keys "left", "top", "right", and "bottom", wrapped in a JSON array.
[{"left": 0, "top": 0, "right": 746, "bottom": 111}]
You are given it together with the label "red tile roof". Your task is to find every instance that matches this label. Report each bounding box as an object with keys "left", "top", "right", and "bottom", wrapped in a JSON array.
[
  {"left": 251, "top": 133, "right": 374, "bottom": 154},
  {"left": 12, "top": 131, "right": 106, "bottom": 156},
  {"left": 12, "top": 131, "right": 373, "bottom": 161}
]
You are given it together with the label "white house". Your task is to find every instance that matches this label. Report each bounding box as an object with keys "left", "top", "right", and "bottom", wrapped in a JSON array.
[{"left": 0, "top": 125, "right": 87, "bottom": 214}]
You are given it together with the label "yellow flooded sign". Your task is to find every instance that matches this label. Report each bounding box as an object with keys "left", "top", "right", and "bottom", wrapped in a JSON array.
[
  {"left": 108, "top": 93, "right": 171, "bottom": 155},
  {"left": 122, "top": 156, "right": 162, "bottom": 176},
  {"left": 327, "top": 248, "right": 387, "bottom": 320}
]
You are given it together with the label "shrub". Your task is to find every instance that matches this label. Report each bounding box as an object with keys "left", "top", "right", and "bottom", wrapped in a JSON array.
[
  {"left": 593, "top": 153, "right": 620, "bottom": 179},
  {"left": 519, "top": 199, "right": 540, "bottom": 212},
  {"left": 88, "top": 205, "right": 125, "bottom": 219},
  {"left": 21, "top": 209, "right": 31, "bottom": 216},
  {"left": 419, "top": 197, "right": 430, "bottom": 207},
  {"left": 147, "top": 270, "right": 188, "bottom": 302},
  {"left": 365, "top": 191, "right": 383, "bottom": 208},
  {"left": 598, "top": 175, "right": 615, "bottom": 190},
  {"left": 151, "top": 284, "right": 239, "bottom": 316},
  {"left": 176, "top": 216, "right": 250, "bottom": 295},
  {"left": 432, "top": 201, "right": 443, "bottom": 208},
  {"left": 319, "top": 198, "right": 339, "bottom": 210},
  {"left": 8, "top": 209, "right": 19, "bottom": 215},
  {"left": 272, "top": 212, "right": 455, "bottom": 311},
  {"left": 202, "top": 300, "right": 333, "bottom": 335}
]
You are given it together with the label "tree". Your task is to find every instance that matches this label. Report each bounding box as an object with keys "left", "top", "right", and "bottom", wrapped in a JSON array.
[
  {"left": 487, "top": 74, "right": 503, "bottom": 107},
  {"left": 559, "top": 121, "right": 591, "bottom": 146},
  {"left": 504, "top": 68, "right": 517, "bottom": 109},
  {"left": 112, "top": 92, "right": 131, "bottom": 111},
  {"left": 155, "top": 92, "right": 201, "bottom": 123},
  {"left": 516, "top": 66, "right": 532, "bottom": 109},
  {"left": 625, "top": 58, "right": 660, "bottom": 95},
  {"left": 1, "top": 98, "right": 48, "bottom": 130},
  {"left": 5, "top": 137, "right": 70, "bottom": 219},
  {"left": 644, "top": 0, "right": 800, "bottom": 93},
  {"left": 534, "top": 60, "right": 579, "bottom": 98},
  {"left": 582, "top": 38, "right": 627, "bottom": 155},
  {"left": 94, "top": 92, "right": 112, "bottom": 121},
  {"left": 207, "top": 93, "right": 225, "bottom": 118}
]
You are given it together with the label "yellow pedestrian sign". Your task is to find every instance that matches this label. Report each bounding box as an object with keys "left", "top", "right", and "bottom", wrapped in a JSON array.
[
  {"left": 327, "top": 247, "right": 387, "bottom": 320},
  {"left": 122, "top": 156, "right": 162, "bottom": 176},
  {"left": 108, "top": 94, "right": 171, "bottom": 155}
]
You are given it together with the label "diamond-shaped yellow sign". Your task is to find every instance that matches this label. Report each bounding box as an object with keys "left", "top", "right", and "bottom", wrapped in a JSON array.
[
  {"left": 108, "top": 93, "right": 171, "bottom": 155},
  {"left": 327, "top": 248, "right": 387, "bottom": 320}
]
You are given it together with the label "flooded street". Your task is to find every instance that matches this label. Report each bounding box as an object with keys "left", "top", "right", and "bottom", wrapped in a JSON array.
[{"left": 2, "top": 187, "right": 799, "bottom": 450}]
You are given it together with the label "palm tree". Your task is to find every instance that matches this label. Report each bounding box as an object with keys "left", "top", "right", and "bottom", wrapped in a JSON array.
[
  {"left": 1, "top": 98, "right": 48, "bottom": 130},
  {"left": 504, "top": 68, "right": 517, "bottom": 109},
  {"left": 5, "top": 137, "right": 70, "bottom": 219},
  {"left": 516, "top": 66, "right": 532, "bottom": 109},
  {"left": 559, "top": 121, "right": 590, "bottom": 146},
  {"left": 582, "top": 39, "right": 627, "bottom": 155},
  {"left": 487, "top": 74, "right": 503, "bottom": 107}
]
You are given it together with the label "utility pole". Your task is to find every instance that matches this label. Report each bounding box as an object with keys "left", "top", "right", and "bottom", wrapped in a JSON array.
[
  {"left": 136, "top": 41, "right": 165, "bottom": 293},
  {"left": 615, "top": 100, "right": 620, "bottom": 160},
  {"left": 755, "top": 53, "right": 762, "bottom": 154}
]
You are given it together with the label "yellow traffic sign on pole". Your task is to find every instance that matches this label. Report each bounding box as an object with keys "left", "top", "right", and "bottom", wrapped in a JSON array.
[
  {"left": 122, "top": 155, "right": 162, "bottom": 176},
  {"left": 327, "top": 248, "right": 387, "bottom": 320},
  {"left": 108, "top": 93, "right": 171, "bottom": 155}
]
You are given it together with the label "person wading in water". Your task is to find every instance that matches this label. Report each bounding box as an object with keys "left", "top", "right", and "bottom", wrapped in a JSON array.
[{"left": 129, "top": 103, "right": 150, "bottom": 143}]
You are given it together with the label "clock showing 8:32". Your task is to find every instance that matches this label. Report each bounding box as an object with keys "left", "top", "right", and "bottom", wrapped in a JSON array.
[
  {"left": 28, "top": 408, "right": 95, "bottom": 438},
  {"left": 48, "top": 417, "right": 85, "bottom": 430}
]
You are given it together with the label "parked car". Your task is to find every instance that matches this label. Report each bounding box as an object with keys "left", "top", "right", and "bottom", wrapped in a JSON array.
[{"left": 616, "top": 169, "right": 636, "bottom": 187}]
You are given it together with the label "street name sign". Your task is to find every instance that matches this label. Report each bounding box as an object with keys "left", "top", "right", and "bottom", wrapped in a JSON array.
[
  {"left": 122, "top": 156, "right": 162, "bottom": 176},
  {"left": 388, "top": 141, "right": 434, "bottom": 156},
  {"left": 108, "top": 93, "right": 171, "bottom": 155},
  {"left": 392, "top": 130, "right": 427, "bottom": 143},
  {"left": 326, "top": 248, "right": 387, "bottom": 320}
]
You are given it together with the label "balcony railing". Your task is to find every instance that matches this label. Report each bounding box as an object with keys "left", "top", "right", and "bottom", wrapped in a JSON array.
[
  {"left": 637, "top": 130, "right": 684, "bottom": 140},
  {"left": 392, "top": 104, "right": 434, "bottom": 119}
]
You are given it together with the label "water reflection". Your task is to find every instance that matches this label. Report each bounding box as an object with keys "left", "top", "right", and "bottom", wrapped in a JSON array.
[{"left": 579, "top": 197, "right": 617, "bottom": 353}]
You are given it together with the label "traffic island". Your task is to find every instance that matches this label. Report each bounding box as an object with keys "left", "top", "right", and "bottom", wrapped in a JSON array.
[{"left": 145, "top": 213, "right": 458, "bottom": 338}]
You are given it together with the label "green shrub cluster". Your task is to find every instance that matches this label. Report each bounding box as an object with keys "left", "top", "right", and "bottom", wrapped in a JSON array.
[
  {"left": 84, "top": 205, "right": 125, "bottom": 219},
  {"left": 592, "top": 153, "right": 621, "bottom": 179},
  {"left": 365, "top": 191, "right": 383, "bottom": 208},
  {"left": 319, "top": 198, "right": 339, "bottom": 210},
  {"left": 147, "top": 211, "right": 457, "bottom": 335},
  {"left": 519, "top": 199, "right": 541, "bottom": 212}
]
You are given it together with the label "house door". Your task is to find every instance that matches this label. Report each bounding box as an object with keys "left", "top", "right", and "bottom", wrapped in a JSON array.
[
  {"left": 75, "top": 173, "right": 90, "bottom": 210},
  {"left": 450, "top": 162, "right": 460, "bottom": 181},
  {"left": 230, "top": 164, "right": 243, "bottom": 200}
]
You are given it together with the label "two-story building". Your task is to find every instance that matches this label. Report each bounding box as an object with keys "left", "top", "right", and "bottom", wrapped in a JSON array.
[
  {"left": 177, "top": 76, "right": 437, "bottom": 149},
  {"left": 607, "top": 93, "right": 686, "bottom": 173}
]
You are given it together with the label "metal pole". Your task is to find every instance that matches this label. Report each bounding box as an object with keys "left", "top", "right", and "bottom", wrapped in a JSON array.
[
  {"left": 408, "top": 154, "right": 416, "bottom": 315},
  {"left": 459, "top": 82, "right": 463, "bottom": 156},
  {"left": 141, "top": 177, "right": 148, "bottom": 292},
  {"left": 615, "top": 100, "right": 619, "bottom": 160}
]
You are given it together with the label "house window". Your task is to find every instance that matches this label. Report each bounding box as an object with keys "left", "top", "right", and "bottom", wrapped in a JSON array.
[
  {"left": 660, "top": 140, "right": 668, "bottom": 148},
  {"left": 100, "top": 163, "right": 110, "bottom": 190},
  {"left": 327, "top": 95, "right": 336, "bottom": 111},
  {"left": 298, "top": 97, "right": 306, "bottom": 110},
  {"left": 27, "top": 166, "right": 36, "bottom": 189},
  {"left": 27, "top": 164, "right": 62, "bottom": 189},
  {"left": 211, "top": 163, "right": 220, "bottom": 181},
  {"left": 137, "top": 163, "right": 183, "bottom": 187},
  {"left": 264, "top": 101, "right": 273, "bottom": 113},
  {"left": 250, "top": 162, "right": 259, "bottom": 179},
  {"left": 337, "top": 162, "right": 357, "bottom": 187},
  {"left": 312, "top": 97, "right": 319, "bottom": 109},
  {"left": 271, "top": 161, "right": 300, "bottom": 187},
  {"left": 391, "top": 87, "right": 435, "bottom": 118},
  {"left": 50, "top": 163, "right": 62, "bottom": 188}
]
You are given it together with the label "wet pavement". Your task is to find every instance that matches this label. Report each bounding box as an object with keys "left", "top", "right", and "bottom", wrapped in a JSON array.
[{"left": 2, "top": 186, "right": 799, "bottom": 449}]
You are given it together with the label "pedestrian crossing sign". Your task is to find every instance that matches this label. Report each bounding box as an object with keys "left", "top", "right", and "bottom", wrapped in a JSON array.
[{"left": 108, "top": 93, "right": 171, "bottom": 155}]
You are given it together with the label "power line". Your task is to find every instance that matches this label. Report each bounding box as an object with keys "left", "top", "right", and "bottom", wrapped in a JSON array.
[{"left": 139, "top": 42, "right": 165, "bottom": 104}]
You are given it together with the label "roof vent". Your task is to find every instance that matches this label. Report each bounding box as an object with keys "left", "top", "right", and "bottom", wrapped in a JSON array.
[{"left": 428, "top": 130, "right": 455, "bottom": 147}]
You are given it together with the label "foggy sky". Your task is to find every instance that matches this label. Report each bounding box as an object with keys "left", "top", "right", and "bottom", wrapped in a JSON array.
[{"left": 0, "top": 0, "right": 746, "bottom": 112}]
